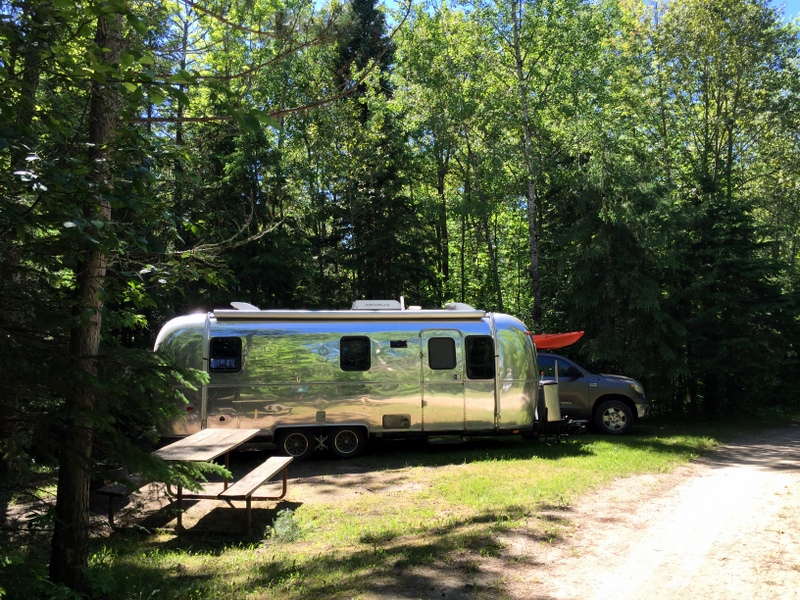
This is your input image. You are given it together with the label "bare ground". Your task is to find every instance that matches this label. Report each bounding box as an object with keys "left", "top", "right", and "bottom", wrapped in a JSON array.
[
  {"left": 499, "top": 423, "right": 800, "bottom": 600},
  {"left": 7, "top": 423, "right": 800, "bottom": 599}
]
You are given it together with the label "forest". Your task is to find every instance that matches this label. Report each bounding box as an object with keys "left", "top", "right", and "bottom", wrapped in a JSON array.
[{"left": 2, "top": 0, "right": 800, "bottom": 593}]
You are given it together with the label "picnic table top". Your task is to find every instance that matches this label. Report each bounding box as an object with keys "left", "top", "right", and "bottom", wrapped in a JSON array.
[{"left": 152, "top": 428, "right": 262, "bottom": 462}]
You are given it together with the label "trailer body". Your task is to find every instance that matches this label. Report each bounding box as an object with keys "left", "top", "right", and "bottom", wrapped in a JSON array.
[{"left": 154, "top": 301, "right": 539, "bottom": 458}]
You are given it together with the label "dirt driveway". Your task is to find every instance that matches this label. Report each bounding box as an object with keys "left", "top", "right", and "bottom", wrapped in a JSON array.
[{"left": 497, "top": 423, "right": 800, "bottom": 600}]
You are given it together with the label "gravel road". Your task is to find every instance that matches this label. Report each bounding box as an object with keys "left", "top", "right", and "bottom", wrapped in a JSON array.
[{"left": 507, "top": 423, "right": 800, "bottom": 600}]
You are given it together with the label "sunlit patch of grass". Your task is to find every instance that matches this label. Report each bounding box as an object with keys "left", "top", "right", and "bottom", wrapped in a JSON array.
[{"left": 32, "top": 484, "right": 58, "bottom": 500}]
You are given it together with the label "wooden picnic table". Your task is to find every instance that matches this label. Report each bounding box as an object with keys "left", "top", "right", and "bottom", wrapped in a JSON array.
[
  {"left": 153, "top": 427, "right": 262, "bottom": 464},
  {"left": 154, "top": 428, "right": 291, "bottom": 531}
]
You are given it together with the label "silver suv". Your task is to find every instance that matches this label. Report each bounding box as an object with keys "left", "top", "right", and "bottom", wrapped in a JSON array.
[{"left": 537, "top": 353, "right": 649, "bottom": 435}]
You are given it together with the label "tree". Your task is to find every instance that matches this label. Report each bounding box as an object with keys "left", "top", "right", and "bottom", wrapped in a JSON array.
[
  {"left": 651, "top": 0, "right": 798, "bottom": 417},
  {"left": 1, "top": 0, "right": 357, "bottom": 593},
  {"left": 322, "top": 0, "right": 437, "bottom": 302},
  {"left": 45, "top": 8, "right": 123, "bottom": 591},
  {"left": 462, "top": 0, "right": 610, "bottom": 329}
]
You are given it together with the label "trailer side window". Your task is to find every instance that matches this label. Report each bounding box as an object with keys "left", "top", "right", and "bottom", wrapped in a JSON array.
[
  {"left": 209, "top": 337, "right": 242, "bottom": 372},
  {"left": 428, "top": 337, "right": 456, "bottom": 370},
  {"left": 341, "top": 336, "right": 371, "bottom": 371},
  {"left": 465, "top": 336, "right": 495, "bottom": 379}
]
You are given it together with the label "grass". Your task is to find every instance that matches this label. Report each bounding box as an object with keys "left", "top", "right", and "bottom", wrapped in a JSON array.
[{"left": 0, "top": 419, "right": 782, "bottom": 599}]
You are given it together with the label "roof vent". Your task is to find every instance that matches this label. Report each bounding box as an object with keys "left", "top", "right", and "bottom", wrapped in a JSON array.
[
  {"left": 230, "top": 302, "right": 260, "bottom": 311},
  {"left": 444, "top": 302, "right": 476, "bottom": 311},
  {"left": 351, "top": 299, "right": 403, "bottom": 310}
]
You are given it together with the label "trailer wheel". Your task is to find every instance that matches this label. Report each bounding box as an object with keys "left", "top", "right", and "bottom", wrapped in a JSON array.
[
  {"left": 329, "top": 427, "right": 366, "bottom": 459},
  {"left": 276, "top": 429, "right": 314, "bottom": 460}
]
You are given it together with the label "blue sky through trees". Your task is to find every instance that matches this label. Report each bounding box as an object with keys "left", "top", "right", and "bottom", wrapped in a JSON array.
[{"left": 780, "top": 0, "right": 800, "bottom": 19}]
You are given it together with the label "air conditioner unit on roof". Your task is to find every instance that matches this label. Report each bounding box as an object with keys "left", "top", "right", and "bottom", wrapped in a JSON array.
[
  {"left": 351, "top": 299, "right": 403, "bottom": 310},
  {"left": 445, "top": 302, "right": 476, "bottom": 311}
]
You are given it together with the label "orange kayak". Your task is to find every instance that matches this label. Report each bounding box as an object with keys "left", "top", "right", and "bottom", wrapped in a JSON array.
[{"left": 531, "top": 331, "right": 584, "bottom": 349}]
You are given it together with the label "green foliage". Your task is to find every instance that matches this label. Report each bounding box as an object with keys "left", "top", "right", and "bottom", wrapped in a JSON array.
[
  {"left": 647, "top": 0, "right": 800, "bottom": 417},
  {"left": 269, "top": 508, "right": 303, "bottom": 542},
  {"left": 545, "top": 142, "right": 684, "bottom": 382},
  {"left": 2, "top": 0, "right": 793, "bottom": 428}
]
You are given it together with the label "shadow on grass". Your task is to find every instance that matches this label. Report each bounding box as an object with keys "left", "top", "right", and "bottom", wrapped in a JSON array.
[
  {"left": 98, "top": 502, "right": 566, "bottom": 600},
  {"left": 263, "top": 424, "right": 731, "bottom": 484},
  {"left": 127, "top": 417, "right": 761, "bottom": 502},
  {"left": 50, "top": 423, "right": 759, "bottom": 532},
  {"left": 126, "top": 425, "right": 738, "bottom": 515},
  {"left": 85, "top": 416, "right": 800, "bottom": 600},
  {"left": 284, "top": 434, "right": 594, "bottom": 478}
]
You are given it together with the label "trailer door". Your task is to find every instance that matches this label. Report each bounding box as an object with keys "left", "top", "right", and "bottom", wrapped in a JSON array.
[{"left": 421, "top": 329, "right": 465, "bottom": 431}]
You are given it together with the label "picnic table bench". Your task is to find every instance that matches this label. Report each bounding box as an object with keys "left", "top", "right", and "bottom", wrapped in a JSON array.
[
  {"left": 96, "top": 476, "right": 147, "bottom": 528},
  {"left": 218, "top": 456, "right": 292, "bottom": 528},
  {"left": 96, "top": 428, "right": 292, "bottom": 530}
]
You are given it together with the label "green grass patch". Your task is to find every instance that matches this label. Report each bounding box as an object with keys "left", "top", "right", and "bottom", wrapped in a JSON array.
[{"left": 1, "top": 420, "right": 768, "bottom": 599}]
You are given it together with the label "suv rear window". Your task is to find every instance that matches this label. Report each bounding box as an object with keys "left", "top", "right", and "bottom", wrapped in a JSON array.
[{"left": 538, "top": 355, "right": 573, "bottom": 378}]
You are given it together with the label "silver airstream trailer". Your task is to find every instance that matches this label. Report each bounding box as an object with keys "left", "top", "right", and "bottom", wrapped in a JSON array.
[{"left": 154, "top": 299, "right": 541, "bottom": 458}]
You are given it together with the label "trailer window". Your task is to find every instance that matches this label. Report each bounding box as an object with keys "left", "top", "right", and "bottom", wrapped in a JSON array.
[
  {"left": 341, "top": 336, "right": 371, "bottom": 371},
  {"left": 428, "top": 337, "right": 456, "bottom": 370},
  {"left": 209, "top": 337, "right": 242, "bottom": 372},
  {"left": 465, "top": 336, "right": 495, "bottom": 379}
]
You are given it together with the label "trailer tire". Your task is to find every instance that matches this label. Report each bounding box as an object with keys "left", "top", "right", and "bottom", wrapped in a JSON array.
[
  {"left": 276, "top": 429, "right": 315, "bottom": 460},
  {"left": 329, "top": 427, "right": 367, "bottom": 459}
]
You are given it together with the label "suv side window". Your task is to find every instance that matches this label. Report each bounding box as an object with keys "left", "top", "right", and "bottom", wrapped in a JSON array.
[{"left": 538, "top": 355, "right": 574, "bottom": 379}]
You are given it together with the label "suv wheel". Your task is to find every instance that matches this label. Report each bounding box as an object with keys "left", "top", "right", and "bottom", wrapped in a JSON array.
[{"left": 595, "top": 400, "right": 633, "bottom": 435}]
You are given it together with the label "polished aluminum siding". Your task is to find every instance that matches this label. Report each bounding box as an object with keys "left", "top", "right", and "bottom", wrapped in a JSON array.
[
  {"left": 493, "top": 313, "right": 539, "bottom": 428},
  {"left": 154, "top": 314, "right": 206, "bottom": 436},
  {"left": 154, "top": 310, "right": 538, "bottom": 437}
]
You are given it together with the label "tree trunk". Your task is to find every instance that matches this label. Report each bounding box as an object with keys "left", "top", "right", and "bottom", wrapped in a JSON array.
[
  {"left": 48, "top": 12, "right": 121, "bottom": 594},
  {"left": 435, "top": 139, "right": 450, "bottom": 290},
  {"left": 10, "top": 0, "right": 50, "bottom": 170},
  {"left": 459, "top": 218, "right": 466, "bottom": 302},
  {"left": 511, "top": 0, "right": 542, "bottom": 330},
  {"left": 465, "top": 135, "right": 504, "bottom": 312},
  {"left": 524, "top": 155, "right": 541, "bottom": 329}
]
